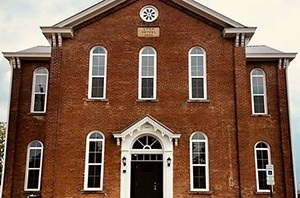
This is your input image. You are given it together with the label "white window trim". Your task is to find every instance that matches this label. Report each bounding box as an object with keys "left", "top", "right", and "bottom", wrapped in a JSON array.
[
  {"left": 254, "top": 141, "right": 271, "bottom": 192},
  {"left": 138, "top": 46, "right": 157, "bottom": 100},
  {"left": 88, "top": 46, "right": 107, "bottom": 99},
  {"left": 188, "top": 47, "right": 207, "bottom": 100},
  {"left": 24, "top": 141, "right": 44, "bottom": 191},
  {"left": 84, "top": 131, "right": 105, "bottom": 191},
  {"left": 190, "top": 132, "right": 209, "bottom": 191},
  {"left": 250, "top": 68, "right": 268, "bottom": 115},
  {"left": 30, "top": 67, "right": 49, "bottom": 113}
]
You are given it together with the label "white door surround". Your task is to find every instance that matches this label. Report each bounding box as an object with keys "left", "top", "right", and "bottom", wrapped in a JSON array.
[{"left": 113, "top": 115, "right": 181, "bottom": 198}]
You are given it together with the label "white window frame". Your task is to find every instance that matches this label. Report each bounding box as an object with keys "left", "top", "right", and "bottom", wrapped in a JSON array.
[
  {"left": 190, "top": 132, "right": 209, "bottom": 191},
  {"left": 88, "top": 46, "right": 107, "bottom": 99},
  {"left": 84, "top": 131, "right": 105, "bottom": 191},
  {"left": 24, "top": 141, "right": 44, "bottom": 191},
  {"left": 188, "top": 47, "right": 207, "bottom": 100},
  {"left": 30, "top": 67, "right": 49, "bottom": 113},
  {"left": 254, "top": 141, "right": 271, "bottom": 192},
  {"left": 138, "top": 46, "right": 157, "bottom": 100},
  {"left": 250, "top": 68, "right": 267, "bottom": 115}
]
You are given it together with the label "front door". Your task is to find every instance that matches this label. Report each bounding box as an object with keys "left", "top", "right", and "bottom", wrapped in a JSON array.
[{"left": 131, "top": 162, "right": 163, "bottom": 198}]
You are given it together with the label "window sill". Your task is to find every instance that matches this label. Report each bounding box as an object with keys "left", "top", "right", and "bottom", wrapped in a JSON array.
[
  {"left": 187, "top": 99, "right": 210, "bottom": 103},
  {"left": 136, "top": 99, "right": 159, "bottom": 103},
  {"left": 81, "top": 190, "right": 106, "bottom": 194},
  {"left": 24, "top": 192, "right": 41, "bottom": 197},
  {"left": 28, "top": 113, "right": 47, "bottom": 116},
  {"left": 188, "top": 190, "right": 213, "bottom": 195},
  {"left": 254, "top": 191, "right": 275, "bottom": 195},
  {"left": 251, "top": 114, "right": 270, "bottom": 117},
  {"left": 84, "top": 99, "right": 109, "bottom": 102}
]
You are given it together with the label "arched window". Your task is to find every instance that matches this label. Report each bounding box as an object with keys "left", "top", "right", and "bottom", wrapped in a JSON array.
[
  {"left": 88, "top": 47, "right": 107, "bottom": 99},
  {"left": 190, "top": 132, "right": 209, "bottom": 191},
  {"left": 24, "top": 141, "right": 43, "bottom": 191},
  {"left": 139, "top": 47, "right": 157, "bottom": 100},
  {"left": 84, "top": 132, "right": 105, "bottom": 191},
  {"left": 189, "top": 47, "right": 207, "bottom": 100},
  {"left": 31, "top": 67, "right": 48, "bottom": 113},
  {"left": 255, "top": 142, "right": 271, "bottom": 191},
  {"left": 251, "top": 69, "right": 267, "bottom": 114},
  {"left": 131, "top": 136, "right": 163, "bottom": 161}
]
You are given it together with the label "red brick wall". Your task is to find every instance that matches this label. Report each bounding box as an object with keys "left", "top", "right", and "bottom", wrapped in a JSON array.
[{"left": 3, "top": 0, "right": 295, "bottom": 197}]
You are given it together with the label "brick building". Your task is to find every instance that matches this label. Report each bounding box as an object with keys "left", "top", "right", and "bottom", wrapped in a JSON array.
[{"left": 2, "top": 0, "right": 297, "bottom": 197}]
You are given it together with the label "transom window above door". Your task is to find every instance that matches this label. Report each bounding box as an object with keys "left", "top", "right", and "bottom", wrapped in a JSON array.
[{"left": 132, "top": 136, "right": 162, "bottom": 149}]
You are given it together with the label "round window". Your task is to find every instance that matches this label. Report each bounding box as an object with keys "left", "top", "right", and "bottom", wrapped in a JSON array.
[{"left": 140, "top": 5, "right": 159, "bottom": 22}]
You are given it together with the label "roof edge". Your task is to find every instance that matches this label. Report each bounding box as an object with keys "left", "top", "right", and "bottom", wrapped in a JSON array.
[
  {"left": 53, "top": 0, "right": 126, "bottom": 28},
  {"left": 172, "top": 0, "right": 245, "bottom": 28},
  {"left": 246, "top": 52, "right": 297, "bottom": 61}
]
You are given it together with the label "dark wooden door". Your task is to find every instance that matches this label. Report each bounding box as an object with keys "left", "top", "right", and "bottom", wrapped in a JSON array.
[{"left": 131, "top": 162, "right": 163, "bottom": 198}]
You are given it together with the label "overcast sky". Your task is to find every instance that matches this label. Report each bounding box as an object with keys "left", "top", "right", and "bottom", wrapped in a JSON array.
[{"left": 0, "top": 0, "right": 299, "bottom": 191}]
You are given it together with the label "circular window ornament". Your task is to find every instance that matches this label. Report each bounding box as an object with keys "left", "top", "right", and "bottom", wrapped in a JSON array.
[{"left": 140, "top": 5, "right": 159, "bottom": 22}]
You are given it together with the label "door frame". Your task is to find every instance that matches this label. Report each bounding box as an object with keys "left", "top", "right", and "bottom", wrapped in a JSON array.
[{"left": 113, "top": 115, "right": 181, "bottom": 198}]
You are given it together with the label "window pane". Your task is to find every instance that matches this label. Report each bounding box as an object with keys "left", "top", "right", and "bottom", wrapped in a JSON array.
[
  {"left": 90, "top": 133, "right": 103, "bottom": 139},
  {"left": 258, "top": 170, "right": 268, "bottom": 190},
  {"left": 88, "top": 165, "right": 101, "bottom": 188},
  {"left": 141, "top": 78, "right": 154, "bottom": 98},
  {"left": 92, "top": 78, "right": 104, "bottom": 98},
  {"left": 252, "top": 77, "right": 264, "bottom": 94},
  {"left": 27, "top": 170, "right": 40, "bottom": 189},
  {"left": 191, "top": 56, "right": 203, "bottom": 76},
  {"left": 93, "top": 47, "right": 105, "bottom": 54},
  {"left": 192, "top": 133, "right": 205, "bottom": 140},
  {"left": 34, "top": 94, "right": 45, "bottom": 111},
  {"left": 254, "top": 96, "right": 265, "bottom": 113},
  {"left": 92, "top": 56, "right": 105, "bottom": 76},
  {"left": 193, "top": 166, "right": 206, "bottom": 189},
  {"left": 252, "top": 69, "right": 263, "bottom": 75},
  {"left": 256, "top": 150, "right": 268, "bottom": 169},
  {"left": 89, "top": 141, "right": 103, "bottom": 163},
  {"left": 256, "top": 143, "right": 267, "bottom": 149},
  {"left": 35, "top": 75, "right": 47, "bottom": 93},
  {"left": 192, "top": 142, "right": 206, "bottom": 164},
  {"left": 29, "top": 149, "right": 41, "bottom": 168},
  {"left": 192, "top": 78, "right": 204, "bottom": 98},
  {"left": 142, "top": 48, "right": 154, "bottom": 54},
  {"left": 35, "top": 68, "right": 47, "bottom": 74},
  {"left": 142, "top": 56, "right": 154, "bottom": 76},
  {"left": 191, "top": 48, "right": 204, "bottom": 55}
]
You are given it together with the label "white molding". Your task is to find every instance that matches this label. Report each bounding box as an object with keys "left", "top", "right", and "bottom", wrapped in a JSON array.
[
  {"left": 24, "top": 141, "right": 44, "bottom": 191},
  {"left": 250, "top": 68, "right": 268, "bottom": 115},
  {"left": 172, "top": 0, "right": 245, "bottom": 28},
  {"left": 188, "top": 47, "right": 207, "bottom": 100},
  {"left": 189, "top": 132, "right": 209, "bottom": 191},
  {"left": 84, "top": 131, "right": 105, "bottom": 191},
  {"left": 114, "top": 115, "right": 180, "bottom": 198},
  {"left": 30, "top": 67, "right": 49, "bottom": 114},
  {"left": 138, "top": 46, "right": 157, "bottom": 100},
  {"left": 254, "top": 142, "right": 271, "bottom": 192},
  {"left": 88, "top": 46, "right": 107, "bottom": 100},
  {"left": 53, "top": 0, "right": 126, "bottom": 28}
]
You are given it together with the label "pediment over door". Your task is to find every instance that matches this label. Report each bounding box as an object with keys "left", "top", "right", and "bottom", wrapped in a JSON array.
[{"left": 113, "top": 115, "right": 181, "bottom": 146}]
